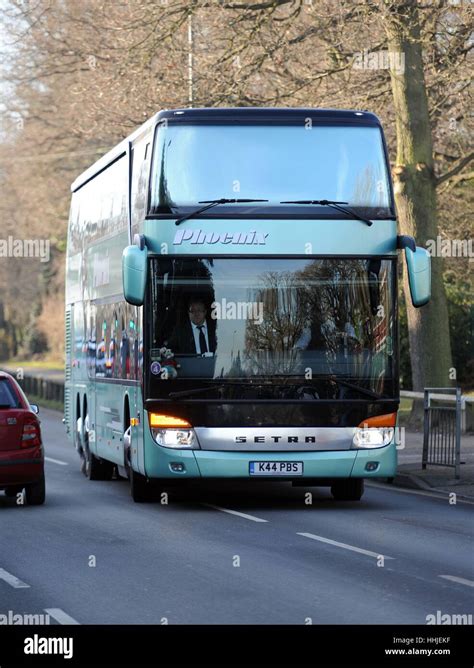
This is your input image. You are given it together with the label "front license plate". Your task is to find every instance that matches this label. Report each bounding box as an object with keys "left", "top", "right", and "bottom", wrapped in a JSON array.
[{"left": 249, "top": 461, "right": 303, "bottom": 476}]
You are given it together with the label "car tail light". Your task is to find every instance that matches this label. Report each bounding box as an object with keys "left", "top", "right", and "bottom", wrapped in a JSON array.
[{"left": 21, "top": 419, "right": 41, "bottom": 448}]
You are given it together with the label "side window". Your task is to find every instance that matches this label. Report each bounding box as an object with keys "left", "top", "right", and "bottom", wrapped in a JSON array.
[
  {"left": 130, "top": 307, "right": 139, "bottom": 381},
  {"left": 86, "top": 303, "right": 96, "bottom": 379},
  {"left": 68, "top": 195, "right": 81, "bottom": 255},
  {"left": 107, "top": 309, "right": 118, "bottom": 379},
  {"left": 137, "top": 306, "right": 143, "bottom": 383},
  {"left": 92, "top": 303, "right": 138, "bottom": 381},
  {"left": 74, "top": 302, "right": 84, "bottom": 366},
  {"left": 132, "top": 138, "right": 151, "bottom": 237},
  {"left": 96, "top": 307, "right": 107, "bottom": 378},
  {"left": 81, "top": 156, "right": 128, "bottom": 249},
  {"left": 119, "top": 312, "right": 130, "bottom": 379}
]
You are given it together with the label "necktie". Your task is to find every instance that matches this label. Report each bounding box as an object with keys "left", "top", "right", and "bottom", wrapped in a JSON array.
[{"left": 197, "top": 325, "right": 207, "bottom": 353}]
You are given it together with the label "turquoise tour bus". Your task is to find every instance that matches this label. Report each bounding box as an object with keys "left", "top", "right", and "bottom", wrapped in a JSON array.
[{"left": 64, "top": 108, "right": 431, "bottom": 502}]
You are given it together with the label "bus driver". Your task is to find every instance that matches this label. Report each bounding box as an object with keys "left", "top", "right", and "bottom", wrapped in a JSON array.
[{"left": 166, "top": 299, "right": 216, "bottom": 355}]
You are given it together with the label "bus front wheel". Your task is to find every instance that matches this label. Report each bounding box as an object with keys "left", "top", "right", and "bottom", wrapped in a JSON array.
[{"left": 331, "top": 479, "right": 364, "bottom": 501}]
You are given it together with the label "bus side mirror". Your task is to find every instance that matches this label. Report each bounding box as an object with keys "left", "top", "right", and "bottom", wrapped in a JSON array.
[
  {"left": 122, "top": 244, "right": 147, "bottom": 305},
  {"left": 405, "top": 246, "right": 431, "bottom": 307}
]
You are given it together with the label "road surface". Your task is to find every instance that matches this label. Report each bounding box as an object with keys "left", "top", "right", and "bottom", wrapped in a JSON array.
[{"left": 1, "top": 409, "right": 473, "bottom": 625}]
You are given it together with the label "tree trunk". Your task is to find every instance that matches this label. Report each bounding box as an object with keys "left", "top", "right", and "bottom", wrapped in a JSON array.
[{"left": 381, "top": 1, "right": 453, "bottom": 423}]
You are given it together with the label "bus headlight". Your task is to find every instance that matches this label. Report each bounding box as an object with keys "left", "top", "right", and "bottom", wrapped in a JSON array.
[
  {"left": 153, "top": 428, "right": 196, "bottom": 448},
  {"left": 148, "top": 413, "right": 197, "bottom": 449},
  {"left": 352, "top": 413, "right": 397, "bottom": 449},
  {"left": 353, "top": 427, "right": 394, "bottom": 449}
]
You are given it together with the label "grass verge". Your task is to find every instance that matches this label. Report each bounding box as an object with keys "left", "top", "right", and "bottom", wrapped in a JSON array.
[{"left": 28, "top": 394, "right": 64, "bottom": 413}]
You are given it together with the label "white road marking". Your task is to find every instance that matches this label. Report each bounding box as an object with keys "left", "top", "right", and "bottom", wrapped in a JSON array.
[
  {"left": 45, "top": 456, "right": 68, "bottom": 466},
  {"left": 0, "top": 568, "right": 30, "bottom": 588},
  {"left": 44, "top": 608, "right": 80, "bottom": 625},
  {"left": 439, "top": 575, "right": 474, "bottom": 588},
  {"left": 297, "top": 532, "right": 394, "bottom": 560},
  {"left": 366, "top": 482, "right": 474, "bottom": 506},
  {"left": 202, "top": 503, "right": 268, "bottom": 523}
]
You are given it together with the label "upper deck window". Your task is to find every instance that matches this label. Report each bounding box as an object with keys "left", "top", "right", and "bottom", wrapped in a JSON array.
[{"left": 149, "top": 123, "right": 392, "bottom": 218}]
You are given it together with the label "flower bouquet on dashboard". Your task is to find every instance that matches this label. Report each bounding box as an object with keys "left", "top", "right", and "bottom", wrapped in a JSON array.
[{"left": 150, "top": 347, "right": 179, "bottom": 379}]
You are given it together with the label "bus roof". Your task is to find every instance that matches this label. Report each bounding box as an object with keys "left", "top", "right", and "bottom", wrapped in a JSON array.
[
  {"left": 71, "top": 112, "right": 160, "bottom": 193},
  {"left": 157, "top": 107, "right": 381, "bottom": 124},
  {"left": 71, "top": 107, "right": 382, "bottom": 192}
]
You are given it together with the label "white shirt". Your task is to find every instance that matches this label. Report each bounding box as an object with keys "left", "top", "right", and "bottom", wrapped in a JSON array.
[{"left": 190, "top": 319, "right": 210, "bottom": 354}]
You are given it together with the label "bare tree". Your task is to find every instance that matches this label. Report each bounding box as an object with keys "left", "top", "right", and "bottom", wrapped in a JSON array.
[{"left": 0, "top": 0, "right": 471, "bottom": 391}]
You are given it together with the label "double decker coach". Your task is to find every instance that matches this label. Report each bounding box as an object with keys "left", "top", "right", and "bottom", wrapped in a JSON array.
[{"left": 65, "top": 108, "right": 430, "bottom": 502}]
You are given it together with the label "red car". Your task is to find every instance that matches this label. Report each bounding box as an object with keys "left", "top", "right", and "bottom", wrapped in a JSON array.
[{"left": 0, "top": 371, "right": 45, "bottom": 505}]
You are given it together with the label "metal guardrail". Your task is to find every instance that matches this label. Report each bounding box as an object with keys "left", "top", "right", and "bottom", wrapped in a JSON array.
[
  {"left": 18, "top": 374, "right": 65, "bottom": 404},
  {"left": 401, "top": 390, "right": 473, "bottom": 433},
  {"left": 422, "top": 388, "right": 462, "bottom": 479},
  {"left": 0, "top": 369, "right": 65, "bottom": 405}
]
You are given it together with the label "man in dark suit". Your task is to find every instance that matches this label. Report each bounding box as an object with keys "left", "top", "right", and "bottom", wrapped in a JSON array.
[{"left": 166, "top": 298, "right": 216, "bottom": 354}]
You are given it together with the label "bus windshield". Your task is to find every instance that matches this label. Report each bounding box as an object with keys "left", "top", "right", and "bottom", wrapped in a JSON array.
[
  {"left": 149, "top": 123, "right": 392, "bottom": 217},
  {"left": 147, "top": 257, "right": 397, "bottom": 401}
]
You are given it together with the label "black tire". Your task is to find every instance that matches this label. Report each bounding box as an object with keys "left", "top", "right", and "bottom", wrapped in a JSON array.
[
  {"left": 75, "top": 410, "right": 85, "bottom": 457},
  {"left": 130, "top": 468, "right": 152, "bottom": 503},
  {"left": 101, "top": 459, "right": 115, "bottom": 480},
  {"left": 25, "top": 474, "right": 46, "bottom": 505},
  {"left": 80, "top": 453, "right": 87, "bottom": 476},
  {"left": 83, "top": 413, "right": 114, "bottom": 481},
  {"left": 84, "top": 447, "right": 114, "bottom": 481},
  {"left": 76, "top": 421, "right": 87, "bottom": 476},
  {"left": 331, "top": 479, "right": 364, "bottom": 501}
]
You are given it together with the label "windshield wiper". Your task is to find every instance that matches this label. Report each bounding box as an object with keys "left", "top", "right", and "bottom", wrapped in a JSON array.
[
  {"left": 168, "top": 385, "right": 223, "bottom": 399},
  {"left": 175, "top": 198, "right": 269, "bottom": 226},
  {"left": 280, "top": 199, "right": 373, "bottom": 227},
  {"left": 311, "top": 374, "right": 383, "bottom": 400},
  {"left": 168, "top": 381, "right": 251, "bottom": 400},
  {"left": 334, "top": 378, "right": 383, "bottom": 400}
]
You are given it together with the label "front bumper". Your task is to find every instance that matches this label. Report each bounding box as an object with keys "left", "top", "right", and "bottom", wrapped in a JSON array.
[{"left": 143, "top": 430, "right": 397, "bottom": 480}]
